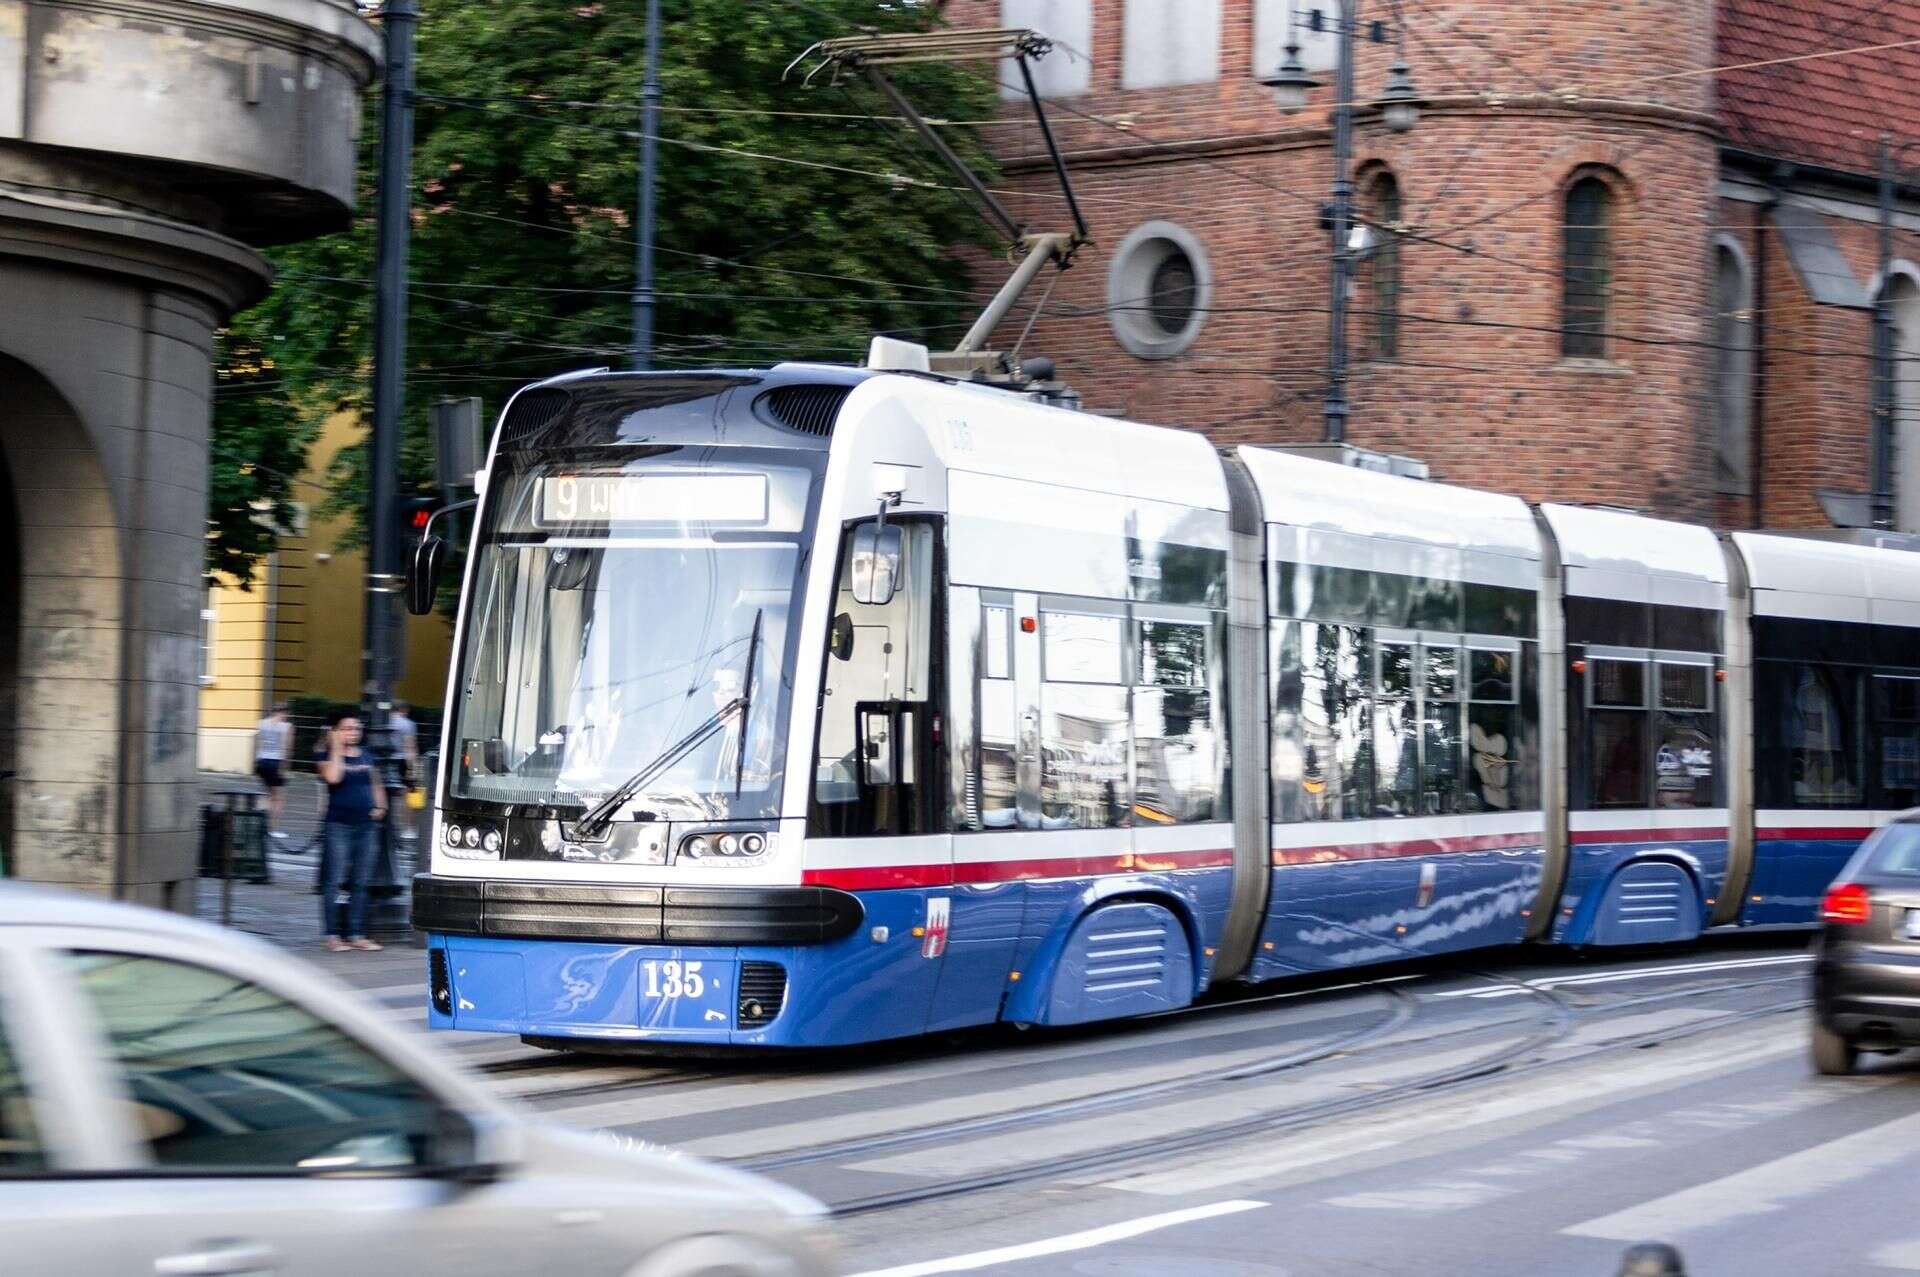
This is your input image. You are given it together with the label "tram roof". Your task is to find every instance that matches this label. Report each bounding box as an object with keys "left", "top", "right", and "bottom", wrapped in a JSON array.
[
  {"left": 1232, "top": 445, "right": 1542, "bottom": 565},
  {"left": 1732, "top": 531, "right": 1920, "bottom": 626},
  {"left": 1540, "top": 504, "right": 1729, "bottom": 610}
]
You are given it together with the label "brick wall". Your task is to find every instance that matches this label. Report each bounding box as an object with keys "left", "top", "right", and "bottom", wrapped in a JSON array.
[{"left": 938, "top": 0, "right": 1897, "bottom": 531}]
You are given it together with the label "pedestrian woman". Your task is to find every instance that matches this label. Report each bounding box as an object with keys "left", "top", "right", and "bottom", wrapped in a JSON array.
[{"left": 315, "top": 707, "right": 387, "bottom": 952}]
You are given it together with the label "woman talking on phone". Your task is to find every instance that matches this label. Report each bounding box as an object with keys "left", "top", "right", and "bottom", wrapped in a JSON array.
[{"left": 315, "top": 706, "right": 387, "bottom": 952}]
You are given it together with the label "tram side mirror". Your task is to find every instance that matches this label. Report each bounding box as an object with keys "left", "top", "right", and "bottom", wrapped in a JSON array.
[
  {"left": 850, "top": 524, "right": 902, "bottom": 607},
  {"left": 829, "top": 612, "right": 856, "bottom": 662},
  {"left": 407, "top": 536, "right": 449, "bottom": 616}
]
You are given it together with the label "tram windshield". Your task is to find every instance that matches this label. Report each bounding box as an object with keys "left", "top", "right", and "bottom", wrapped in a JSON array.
[{"left": 447, "top": 455, "right": 816, "bottom": 821}]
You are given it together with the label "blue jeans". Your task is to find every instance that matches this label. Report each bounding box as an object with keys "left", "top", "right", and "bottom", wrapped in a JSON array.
[{"left": 321, "top": 820, "right": 377, "bottom": 939}]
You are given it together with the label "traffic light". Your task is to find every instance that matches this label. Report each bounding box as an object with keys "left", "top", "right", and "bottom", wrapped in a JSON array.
[{"left": 397, "top": 494, "right": 440, "bottom": 563}]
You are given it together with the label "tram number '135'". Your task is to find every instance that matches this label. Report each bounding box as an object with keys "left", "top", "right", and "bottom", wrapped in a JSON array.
[{"left": 642, "top": 959, "right": 706, "bottom": 999}]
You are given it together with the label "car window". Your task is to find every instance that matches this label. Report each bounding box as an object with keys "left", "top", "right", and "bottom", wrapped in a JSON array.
[
  {"left": 63, "top": 951, "right": 456, "bottom": 1174},
  {"left": 0, "top": 1008, "right": 46, "bottom": 1175},
  {"left": 1865, "top": 824, "right": 1920, "bottom": 876}
]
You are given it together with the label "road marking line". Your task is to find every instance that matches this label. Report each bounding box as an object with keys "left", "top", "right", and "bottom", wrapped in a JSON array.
[
  {"left": 843, "top": 1200, "right": 1268, "bottom": 1277},
  {"left": 1564, "top": 1109, "right": 1920, "bottom": 1240},
  {"left": 1429, "top": 953, "right": 1811, "bottom": 1000}
]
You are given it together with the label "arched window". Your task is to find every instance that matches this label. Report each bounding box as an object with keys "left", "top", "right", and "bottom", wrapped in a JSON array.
[
  {"left": 1367, "top": 172, "right": 1402, "bottom": 359},
  {"left": 1562, "top": 176, "right": 1615, "bottom": 359},
  {"left": 1887, "top": 273, "right": 1920, "bottom": 530},
  {"left": 1713, "top": 242, "right": 1755, "bottom": 494}
]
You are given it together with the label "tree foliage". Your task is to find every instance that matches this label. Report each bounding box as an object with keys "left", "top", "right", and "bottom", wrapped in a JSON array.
[
  {"left": 207, "top": 332, "right": 323, "bottom": 586},
  {"left": 212, "top": 0, "right": 997, "bottom": 565}
]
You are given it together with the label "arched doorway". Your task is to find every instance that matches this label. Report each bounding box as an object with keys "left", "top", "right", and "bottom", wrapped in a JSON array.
[{"left": 0, "top": 353, "right": 126, "bottom": 890}]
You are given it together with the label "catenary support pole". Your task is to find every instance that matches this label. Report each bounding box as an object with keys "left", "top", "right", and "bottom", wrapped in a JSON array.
[
  {"left": 1324, "top": 0, "right": 1357, "bottom": 445},
  {"left": 365, "top": 0, "right": 418, "bottom": 913},
  {"left": 631, "top": 0, "right": 661, "bottom": 370}
]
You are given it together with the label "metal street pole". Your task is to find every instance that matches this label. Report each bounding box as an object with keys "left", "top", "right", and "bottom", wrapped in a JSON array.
[
  {"left": 1323, "top": 1, "right": 1357, "bottom": 445},
  {"left": 630, "top": 0, "right": 661, "bottom": 370},
  {"left": 1874, "top": 133, "right": 1899, "bottom": 529},
  {"left": 365, "top": 0, "right": 417, "bottom": 919}
]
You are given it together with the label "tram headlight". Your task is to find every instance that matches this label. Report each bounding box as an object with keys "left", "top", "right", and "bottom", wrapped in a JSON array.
[
  {"left": 443, "top": 819, "right": 502, "bottom": 861},
  {"left": 678, "top": 830, "right": 774, "bottom": 863}
]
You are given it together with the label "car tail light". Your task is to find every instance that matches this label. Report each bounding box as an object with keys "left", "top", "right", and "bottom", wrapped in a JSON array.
[{"left": 1821, "top": 882, "right": 1873, "bottom": 924}]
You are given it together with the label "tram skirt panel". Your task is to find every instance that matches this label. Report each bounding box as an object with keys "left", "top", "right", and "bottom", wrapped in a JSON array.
[
  {"left": 1583, "top": 861, "right": 1704, "bottom": 946},
  {"left": 1037, "top": 900, "right": 1196, "bottom": 1026}
]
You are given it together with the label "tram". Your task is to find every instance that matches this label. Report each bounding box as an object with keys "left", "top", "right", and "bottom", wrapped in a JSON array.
[{"left": 409, "top": 347, "right": 1920, "bottom": 1047}]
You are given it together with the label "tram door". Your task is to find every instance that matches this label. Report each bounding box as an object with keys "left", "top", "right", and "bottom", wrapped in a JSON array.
[{"left": 811, "top": 519, "right": 942, "bottom": 838}]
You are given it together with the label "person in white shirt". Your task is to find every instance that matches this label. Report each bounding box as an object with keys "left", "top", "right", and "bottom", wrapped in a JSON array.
[{"left": 253, "top": 702, "right": 294, "bottom": 839}]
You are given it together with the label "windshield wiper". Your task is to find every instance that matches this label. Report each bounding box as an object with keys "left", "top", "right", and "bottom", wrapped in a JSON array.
[
  {"left": 734, "top": 608, "right": 764, "bottom": 798},
  {"left": 574, "top": 695, "right": 748, "bottom": 839}
]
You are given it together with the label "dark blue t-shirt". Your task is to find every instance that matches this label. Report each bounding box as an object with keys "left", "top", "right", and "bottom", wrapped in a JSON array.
[{"left": 315, "top": 743, "right": 378, "bottom": 825}]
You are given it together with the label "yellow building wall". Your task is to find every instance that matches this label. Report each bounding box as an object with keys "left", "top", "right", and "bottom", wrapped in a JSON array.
[{"left": 198, "top": 410, "right": 454, "bottom": 771}]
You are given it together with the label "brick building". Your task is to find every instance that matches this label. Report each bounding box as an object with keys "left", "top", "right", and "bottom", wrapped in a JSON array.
[{"left": 940, "top": 0, "right": 1920, "bottom": 532}]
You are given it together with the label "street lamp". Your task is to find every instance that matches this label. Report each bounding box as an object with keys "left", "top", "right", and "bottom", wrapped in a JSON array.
[
  {"left": 1378, "top": 58, "right": 1423, "bottom": 133},
  {"left": 1261, "top": 39, "right": 1318, "bottom": 114},
  {"left": 1264, "top": 3, "right": 1421, "bottom": 444}
]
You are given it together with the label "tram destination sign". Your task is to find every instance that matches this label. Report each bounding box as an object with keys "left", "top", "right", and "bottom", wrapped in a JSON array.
[{"left": 537, "top": 472, "right": 769, "bottom": 526}]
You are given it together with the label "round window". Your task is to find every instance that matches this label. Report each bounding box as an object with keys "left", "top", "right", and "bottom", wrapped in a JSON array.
[
  {"left": 1107, "top": 221, "right": 1211, "bottom": 360},
  {"left": 1148, "top": 251, "right": 1198, "bottom": 337}
]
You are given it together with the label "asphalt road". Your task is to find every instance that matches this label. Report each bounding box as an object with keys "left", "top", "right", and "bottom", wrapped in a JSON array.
[{"left": 316, "top": 934, "right": 1913, "bottom": 1277}]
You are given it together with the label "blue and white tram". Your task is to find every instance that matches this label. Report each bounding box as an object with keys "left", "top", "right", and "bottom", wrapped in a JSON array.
[{"left": 409, "top": 356, "right": 1920, "bottom": 1047}]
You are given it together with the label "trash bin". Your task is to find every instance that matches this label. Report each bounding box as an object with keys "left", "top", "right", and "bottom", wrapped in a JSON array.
[{"left": 202, "top": 789, "right": 271, "bottom": 885}]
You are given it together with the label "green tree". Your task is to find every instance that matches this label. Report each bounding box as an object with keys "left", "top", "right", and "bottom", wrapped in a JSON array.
[
  {"left": 213, "top": 0, "right": 997, "bottom": 563},
  {"left": 207, "top": 332, "right": 324, "bottom": 586}
]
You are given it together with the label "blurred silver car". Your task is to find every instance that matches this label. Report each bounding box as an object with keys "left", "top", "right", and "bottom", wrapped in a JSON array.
[{"left": 0, "top": 883, "right": 832, "bottom": 1276}]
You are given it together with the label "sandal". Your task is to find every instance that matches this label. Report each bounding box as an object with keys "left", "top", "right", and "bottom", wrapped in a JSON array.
[
  {"left": 324, "top": 937, "right": 351, "bottom": 952},
  {"left": 348, "top": 938, "right": 384, "bottom": 952}
]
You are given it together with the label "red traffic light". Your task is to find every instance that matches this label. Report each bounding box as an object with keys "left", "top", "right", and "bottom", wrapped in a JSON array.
[{"left": 410, "top": 506, "right": 434, "bottom": 530}]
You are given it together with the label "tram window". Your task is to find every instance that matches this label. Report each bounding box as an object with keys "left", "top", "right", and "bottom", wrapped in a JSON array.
[
  {"left": 1373, "top": 572, "right": 1413, "bottom": 630},
  {"left": 1465, "top": 583, "right": 1532, "bottom": 638},
  {"left": 1135, "top": 686, "right": 1220, "bottom": 823},
  {"left": 1043, "top": 611, "right": 1124, "bottom": 684},
  {"left": 1787, "top": 664, "right": 1863, "bottom": 805},
  {"left": 1590, "top": 709, "right": 1648, "bottom": 807},
  {"left": 812, "top": 522, "right": 936, "bottom": 837},
  {"left": 1424, "top": 644, "right": 1459, "bottom": 700},
  {"left": 978, "top": 677, "right": 1018, "bottom": 828},
  {"left": 1658, "top": 662, "right": 1711, "bottom": 712},
  {"left": 1468, "top": 701, "right": 1520, "bottom": 812},
  {"left": 1425, "top": 697, "right": 1465, "bottom": 815},
  {"left": 1271, "top": 620, "right": 1306, "bottom": 824},
  {"left": 1879, "top": 676, "right": 1920, "bottom": 810},
  {"left": 1375, "top": 695, "right": 1418, "bottom": 817},
  {"left": 1039, "top": 682, "right": 1130, "bottom": 829},
  {"left": 1309, "top": 564, "right": 1372, "bottom": 625},
  {"left": 983, "top": 606, "right": 1012, "bottom": 680},
  {"left": 1470, "top": 648, "right": 1519, "bottom": 703},
  {"left": 1589, "top": 657, "right": 1645, "bottom": 708},
  {"left": 1300, "top": 623, "right": 1372, "bottom": 820},
  {"left": 1409, "top": 575, "right": 1463, "bottom": 633},
  {"left": 1139, "top": 620, "right": 1207, "bottom": 687},
  {"left": 1378, "top": 641, "right": 1415, "bottom": 698}
]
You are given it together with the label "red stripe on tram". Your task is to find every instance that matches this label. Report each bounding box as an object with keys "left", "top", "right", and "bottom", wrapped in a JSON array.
[
  {"left": 1270, "top": 830, "right": 1542, "bottom": 866},
  {"left": 1754, "top": 826, "right": 1875, "bottom": 843},
  {"left": 801, "top": 847, "right": 1234, "bottom": 891},
  {"left": 1568, "top": 826, "right": 1728, "bottom": 846}
]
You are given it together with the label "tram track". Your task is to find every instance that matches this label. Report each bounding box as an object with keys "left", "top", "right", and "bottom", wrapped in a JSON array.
[{"left": 810, "top": 974, "right": 1810, "bottom": 1216}]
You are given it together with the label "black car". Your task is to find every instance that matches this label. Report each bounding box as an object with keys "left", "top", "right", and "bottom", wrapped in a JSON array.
[{"left": 1813, "top": 813, "right": 1920, "bottom": 1074}]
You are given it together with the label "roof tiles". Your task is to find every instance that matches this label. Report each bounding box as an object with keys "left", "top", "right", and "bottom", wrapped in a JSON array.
[{"left": 1719, "top": 0, "right": 1920, "bottom": 176}]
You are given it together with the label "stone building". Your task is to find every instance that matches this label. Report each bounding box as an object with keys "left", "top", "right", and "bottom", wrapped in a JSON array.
[
  {"left": 941, "top": 0, "right": 1920, "bottom": 532},
  {"left": 0, "top": 0, "right": 378, "bottom": 906}
]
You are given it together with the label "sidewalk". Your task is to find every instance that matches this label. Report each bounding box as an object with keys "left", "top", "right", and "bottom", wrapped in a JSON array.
[{"left": 193, "top": 769, "right": 426, "bottom": 962}]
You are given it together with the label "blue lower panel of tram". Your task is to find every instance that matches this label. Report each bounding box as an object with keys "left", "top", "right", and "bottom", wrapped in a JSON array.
[
  {"left": 426, "top": 867, "right": 1232, "bottom": 1046},
  {"left": 1247, "top": 846, "right": 1545, "bottom": 978},
  {"left": 1552, "top": 835, "right": 1729, "bottom": 946},
  {"left": 1739, "top": 829, "right": 1871, "bottom": 926}
]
